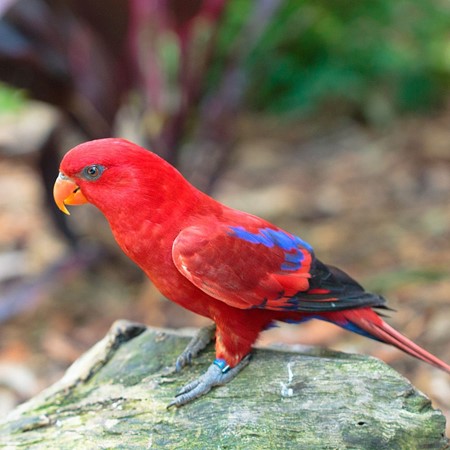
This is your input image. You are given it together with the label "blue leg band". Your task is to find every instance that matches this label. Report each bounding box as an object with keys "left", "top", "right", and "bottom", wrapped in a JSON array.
[{"left": 213, "top": 358, "right": 230, "bottom": 373}]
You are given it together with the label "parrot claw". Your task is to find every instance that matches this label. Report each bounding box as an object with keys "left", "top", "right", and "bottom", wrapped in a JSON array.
[
  {"left": 167, "top": 354, "right": 251, "bottom": 408},
  {"left": 175, "top": 324, "right": 216, "bottom": 372}
]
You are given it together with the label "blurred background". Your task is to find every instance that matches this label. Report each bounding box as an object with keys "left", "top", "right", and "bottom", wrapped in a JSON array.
[{"left": 0, "top": 0, "right": 450, "bottom": 434}]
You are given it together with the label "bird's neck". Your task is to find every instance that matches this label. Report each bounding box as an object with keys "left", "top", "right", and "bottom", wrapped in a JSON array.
[{"left": 103, "top": 176, "right": 215, "bottom": 279}]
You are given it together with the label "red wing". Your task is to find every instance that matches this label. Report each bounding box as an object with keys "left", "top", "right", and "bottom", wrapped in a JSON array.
[{"left": 172, "top": 224, "right": 313, "bottom": 310}]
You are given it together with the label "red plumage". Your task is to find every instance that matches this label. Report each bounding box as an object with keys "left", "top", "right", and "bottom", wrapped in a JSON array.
[{"left": 54, "top": 138, "right": 450, "bottom": 406}]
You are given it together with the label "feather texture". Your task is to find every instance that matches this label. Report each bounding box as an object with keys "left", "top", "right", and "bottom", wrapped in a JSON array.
[{"left": 55, "top": 138, "right": 450, "bottom": 378}]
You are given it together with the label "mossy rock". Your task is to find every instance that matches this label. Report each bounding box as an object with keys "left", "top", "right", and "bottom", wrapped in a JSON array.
[{"left": 0, "top": 321, "right": 448, "bottom": 449}]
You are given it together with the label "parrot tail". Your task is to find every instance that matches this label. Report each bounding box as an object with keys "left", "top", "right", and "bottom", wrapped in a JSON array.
[{"left": 343, "top": 308, "right": 450, "bottom": 374}]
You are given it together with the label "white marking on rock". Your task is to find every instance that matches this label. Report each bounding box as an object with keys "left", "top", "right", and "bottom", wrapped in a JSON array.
[{"left": 280, "top": 361, "right": 294, "bottom": 397}]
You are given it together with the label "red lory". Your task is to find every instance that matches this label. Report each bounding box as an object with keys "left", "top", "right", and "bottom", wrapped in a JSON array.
[{"left": 53, "top": 138, "right": 450, "bottom": 407}]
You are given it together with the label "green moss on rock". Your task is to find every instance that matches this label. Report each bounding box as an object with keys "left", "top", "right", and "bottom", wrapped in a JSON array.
[{"left": 0, "top": 323, "right": 448, "bottom": 449}]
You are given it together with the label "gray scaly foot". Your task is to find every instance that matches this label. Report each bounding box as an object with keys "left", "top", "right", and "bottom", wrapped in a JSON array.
[
  {"left": 168, "top": 354, "right": 251, "bottom": 408},
  {"left": 175, "top": 324, "right": 216, "bottom": 372}
]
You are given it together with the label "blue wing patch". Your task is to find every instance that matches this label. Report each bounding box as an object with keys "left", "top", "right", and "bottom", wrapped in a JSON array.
[{"left": 228, "top": 226, "right": 314, "bottom": 272}]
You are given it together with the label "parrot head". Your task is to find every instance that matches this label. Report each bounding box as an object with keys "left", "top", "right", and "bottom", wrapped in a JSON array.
[{"left": 53, "top": 138, "right": 180, "bottom": 216}]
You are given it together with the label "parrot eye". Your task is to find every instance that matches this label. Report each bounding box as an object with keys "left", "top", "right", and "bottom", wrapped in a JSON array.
[{"left": 82, "top": 165, "right": 104, "bottom": 181}]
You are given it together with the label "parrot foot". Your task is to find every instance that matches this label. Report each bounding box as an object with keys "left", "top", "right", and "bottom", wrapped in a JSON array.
[
  {"left": 175, "top": 324, "right": 216, "bottom": 372},
  {"left": 167, "top": 354, "right": 251, "bottom": 408}
]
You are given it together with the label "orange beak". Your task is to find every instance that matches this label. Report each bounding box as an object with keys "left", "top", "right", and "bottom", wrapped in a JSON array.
[{"left": 53, "top": 173, "right": 88, "bottom": 215}]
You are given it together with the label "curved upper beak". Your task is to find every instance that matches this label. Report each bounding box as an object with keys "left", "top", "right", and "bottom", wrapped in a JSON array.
[{"left": 53, "top": 173, "right": 88, "bottom": 215}]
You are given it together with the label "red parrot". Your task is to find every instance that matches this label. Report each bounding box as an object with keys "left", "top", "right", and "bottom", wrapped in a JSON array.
[{"left": 53, "top": 138, "right": 450, "bottom": 407}]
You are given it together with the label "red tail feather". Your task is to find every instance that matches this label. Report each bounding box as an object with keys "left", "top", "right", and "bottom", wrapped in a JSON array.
[{"left": 345, "top": 309, "right": 450, "bottom": 374}]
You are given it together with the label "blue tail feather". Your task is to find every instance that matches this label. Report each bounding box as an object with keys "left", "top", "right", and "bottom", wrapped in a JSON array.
[{"left": 278, "top": 316, "right": 384, "bottom": 342}]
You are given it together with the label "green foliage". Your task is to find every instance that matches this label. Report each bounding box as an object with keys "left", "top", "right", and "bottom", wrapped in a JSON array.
[
  {"left": 219, "top": 0, "right": 450, "bottom": 122},
  {"left": 0, "top": 83, "right": 26, "bottom": 115}
]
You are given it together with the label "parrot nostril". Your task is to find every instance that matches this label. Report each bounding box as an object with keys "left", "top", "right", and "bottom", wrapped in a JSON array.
[{"left": 73, "top": 187, "right": 80, "bottom": 194}]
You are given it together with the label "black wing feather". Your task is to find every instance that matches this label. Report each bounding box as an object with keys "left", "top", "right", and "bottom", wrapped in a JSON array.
[{"left": 287, "top": 259, "right": 388, "bottom": 313}]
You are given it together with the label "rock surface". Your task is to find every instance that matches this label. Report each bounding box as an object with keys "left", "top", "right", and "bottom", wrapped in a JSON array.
[{"left": 0, "top": 321, "right": 448, "bottom": 449}]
